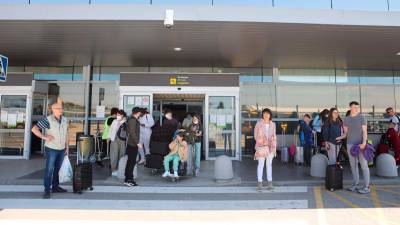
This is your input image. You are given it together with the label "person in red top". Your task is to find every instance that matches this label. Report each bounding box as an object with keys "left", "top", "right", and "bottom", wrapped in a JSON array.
[{"left": 387, "top": 122, "right": 400, "bottom": 165}]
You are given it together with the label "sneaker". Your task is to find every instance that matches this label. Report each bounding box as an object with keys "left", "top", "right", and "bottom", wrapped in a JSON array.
[
  {"left": 266, "top": 182, "right": 274, "bottom": 191},
  {"left": 256, "top": 182, "right": 263, "bottom": 192},
  {"left": 51, "top": 186, "right": 67, "bottom": 193},
  {"left": 195, "top": 169, "right": 200, "bottom": 177},
  {"left": 138, "top": 159, "right": 145, "bottom": 165},
  {"left": 124, "top": 182, "right": 133, "bottom": 187},
  {"left": 357, "top": 186, "right": 371, "bottom": 194},
  {"left": 43, "top": 192, "right": 51, "bottom": 199},
  {"left": 173, "top": 172, "right": 179, "bottom": 178},
  {"left": 347, "top": 184, "right": 361, "bottom": 192},
  {"left": 162, "top": 171, "right": 171, "bottom": 178},
  {"left": 111, "top": 171, "right": 118, "bottom": 177}
]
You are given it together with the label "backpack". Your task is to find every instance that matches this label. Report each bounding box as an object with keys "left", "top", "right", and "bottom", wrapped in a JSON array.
[{"left": 117, "top": 122, "right": 128, "bottom": 141}]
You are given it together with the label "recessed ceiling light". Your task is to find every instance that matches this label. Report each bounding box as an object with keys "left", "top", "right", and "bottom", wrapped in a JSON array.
[
  {"left": 397, "top": 52, "right": 400, "bottom": 56},
  {"left": 174, "top": 47, "right": 182, "bottom": 52}
]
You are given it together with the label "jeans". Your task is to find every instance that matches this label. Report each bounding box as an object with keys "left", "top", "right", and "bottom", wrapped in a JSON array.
[
  {"left": 188, "top": 142, "right": 201, "bottom": 173},
  {"left": 347, "top": 144, "right": 370, "bottom": 187},
  {"left": 125, "top": 144, "right": 138, "bottom": 182},
  {"left": 327, "top": 142, "right": 340, "bottom": 165},
  {"left": 44, "top": 147, "right": 65, "bottom": 193},
  {"left": 164, "top": 153, "right": 180, "bottom": 173}
]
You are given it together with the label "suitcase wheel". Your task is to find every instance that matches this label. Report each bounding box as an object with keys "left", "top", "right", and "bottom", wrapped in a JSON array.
[{"left": 89, "top": 187, "right": 94, "bottom": 191}]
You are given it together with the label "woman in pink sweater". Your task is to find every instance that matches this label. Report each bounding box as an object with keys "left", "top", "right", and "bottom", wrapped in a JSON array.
[{"left": 254, "top": 108, "right": 277, "bottom": 192}]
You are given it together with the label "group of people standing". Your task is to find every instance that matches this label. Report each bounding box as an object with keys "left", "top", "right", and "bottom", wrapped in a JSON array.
[{"left": 254, "top": 101, "right": 393, "bottom": 194}]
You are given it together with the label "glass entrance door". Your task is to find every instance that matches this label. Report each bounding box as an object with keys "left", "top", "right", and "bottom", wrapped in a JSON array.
[
  {"left": 206, "top": 95, "right": 240, "bottom": 160},
  {"left": 0, "top": 94, "right": 29, "bottom": 157}
]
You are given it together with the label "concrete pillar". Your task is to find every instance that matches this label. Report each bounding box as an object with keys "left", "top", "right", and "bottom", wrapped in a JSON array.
[{"left": 214, "top": 155, "right": 234, "bottom": 181}]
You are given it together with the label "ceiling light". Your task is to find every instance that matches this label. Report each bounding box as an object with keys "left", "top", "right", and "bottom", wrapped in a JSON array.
[
  {"left": 174, "top": 47, "right": 182, "bottom": 52},
  {"left": 397, "top": 52, "right": 400, "bottom": 56}
]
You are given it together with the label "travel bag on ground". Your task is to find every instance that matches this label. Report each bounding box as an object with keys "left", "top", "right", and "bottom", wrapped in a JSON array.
[
  {"left": 325, "top": 145, "right": 343, "bottom": 191},
  {"left": 145, "top": 154, "right": 164, "bottom": 169},
  {"left": 149, "top": 141, "right": 169, "bottom": 155}
]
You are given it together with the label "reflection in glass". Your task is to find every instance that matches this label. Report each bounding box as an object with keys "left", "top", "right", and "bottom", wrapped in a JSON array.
[
  {"left": 0, "top": 95, "right": 27, "bottom": 129},
  {"left": 208, "top": 96, "right": 236, "bottom": 158},
  {"left": 332, "top": 0, "right": 388, "bottom": 11},
  {"left": 0, "top": 95, "right": 27, "bottom": 156},
  {"left": 279, "top": 69, "right": 335, "bottom": 83},
  {"left": 394, "top": 71, "right": 400, "bottom": 84},
  {"left": 214, "top": 67, "right": 263, "bottom": 83},
  {"left": 276, "top": 85, "right": 336, "bottom": 118},
  {"left": 28, "top": 67, "right": 74, "bottom": 81},
  {"left": 336, "top": 85, "right": 360, "bottom": 117},
  {"left": 48, "top": 82, "right": 86, "bottom": 118},
  {"left": 360, "top": 86, "right": 395, "bottom": 120},
  {"left": 335, "top": 69, "right": 360, "bottom": 84},
  {"left": 90, "top": 82, "right": 118, "bottom": 118},
  {"left": 240, "top": 84, "right": 275, "bottom": 119},
  {"left": 275, "top": 0, "right": 331, "bottom": 9},
  {"left": 358, "top": 70, "right": 393, "bottom": 84}
]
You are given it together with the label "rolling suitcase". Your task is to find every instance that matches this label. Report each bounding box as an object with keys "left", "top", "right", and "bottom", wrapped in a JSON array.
[
  {"left": 73, "top": 135, "right": 94, "bottom": 194},
  {"left": 145, "top": 154, "right": 164, "bottom": 169},
  {"left": 325, "top": 145, "right": 343, "bottom": 191},
  {"left": 280, "top": 130, "right": 289, "bottom": 163},
  {"left": 149, "top": 141, "right": 169, "bottom": 155},
  {"left": 295, "top": 147, "right": 304, "bottom": 165}
]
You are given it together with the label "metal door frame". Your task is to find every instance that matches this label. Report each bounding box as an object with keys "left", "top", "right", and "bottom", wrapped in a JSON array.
[{"left": 119, "top": 86, "right": 240, "bottom": 160}]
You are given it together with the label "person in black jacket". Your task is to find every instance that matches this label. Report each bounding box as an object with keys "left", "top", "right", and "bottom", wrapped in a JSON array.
[
  {"left": 322, "top": 108, "right": 343, "bottom": 165},
  {"left": 124, "top": 107, "right": 142, "bottom": 187}
]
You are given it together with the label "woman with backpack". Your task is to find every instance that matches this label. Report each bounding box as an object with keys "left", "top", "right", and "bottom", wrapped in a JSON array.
[
  {"left": 108, "top": 109, "right": 128, "bottom": 177},
  {"left": 322, "top": 108, "right": 343, "bottom": 165},
  {"left": 254, "top": 108, "right": 277, "bottom": 192}
]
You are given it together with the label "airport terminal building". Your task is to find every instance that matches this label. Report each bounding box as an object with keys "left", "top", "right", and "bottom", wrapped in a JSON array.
[{"left": 0, "top": 1, "right": 400, "bottom": 161}]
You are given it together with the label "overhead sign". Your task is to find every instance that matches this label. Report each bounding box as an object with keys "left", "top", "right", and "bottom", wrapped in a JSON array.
[
  {"left": 169, "top": 75, "right": 190, "bottom": 86},
  {"left": 0, "top": 55, "right": 8, "bottom": 82}
]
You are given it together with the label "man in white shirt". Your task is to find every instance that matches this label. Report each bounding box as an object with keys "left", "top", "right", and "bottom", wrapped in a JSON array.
[{"left": 386, "top": 107, "right": 400, "bottom": 133}]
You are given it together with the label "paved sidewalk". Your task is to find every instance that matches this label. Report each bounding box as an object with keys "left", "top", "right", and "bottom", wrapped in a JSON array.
[{"left": 0, "top": 154, "right": 399, "bottom": 187}]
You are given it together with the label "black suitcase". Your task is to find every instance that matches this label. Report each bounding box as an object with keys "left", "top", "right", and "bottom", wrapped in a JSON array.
[
  {"left": 150, "top": 141, "right": 169, "bottom": 155},
  {"left": 170, "top": 161, "right": 187, "bottom": 176},
  {"left": 325, "top": 145, "right": 343, "bottom": 191},
  {"left": 73, "top": 163, "right": 93, "bottom": 194},
  {"left": 145, "top": 154, "right": 164, "bottom": 169}
]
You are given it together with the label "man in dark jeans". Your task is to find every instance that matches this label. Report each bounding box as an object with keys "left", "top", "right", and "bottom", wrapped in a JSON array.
[
  {"left": 124, "top": 107, "right": 142, "bottom": 187},
  {"left": 31, "top": 98, "right": 69, "bottom": 199}
]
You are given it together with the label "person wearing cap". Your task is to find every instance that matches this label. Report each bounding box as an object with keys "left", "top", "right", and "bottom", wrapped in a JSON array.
[
  {"left": 162, "top": 131, "right": 188, "bottom": 178},
  {"left": 31, "top": 98, "right": 69, "bottom": 199},
  {"left": 138, "top": 108, "right": 154, "bottom": 164},
  {"left": 124, "top": 107, "right": 142, "bottom": 187}
]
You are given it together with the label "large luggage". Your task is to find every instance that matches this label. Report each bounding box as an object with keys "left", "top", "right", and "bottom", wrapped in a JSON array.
[
  {"left": 325, "top": 145, "right": 343, "bottom": 191},
  {"left": 149, "top": 141, "right": 169, "bottom": 155},
  {"left": 73, "top": 135, "right": 94, "bottom": 194},
  {"left": 73, "top": 163, "right": 93, "bottom": 194},
  {"left": 280, "top": 130, "right": 289, "bottom": 163},
  {"left": 281, "top": 147, "right": 289, "bottom": 163},
  {"left": 145, "top": 154, "right": 164, "bottom": 169},
  {"left": 295, "top": 147, "right": 304, "bottom": 165}
]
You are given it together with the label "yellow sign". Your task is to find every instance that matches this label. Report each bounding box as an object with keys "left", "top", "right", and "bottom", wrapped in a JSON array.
[
  {"left": 169, "top": 76, "right": 189, "bottom": 85},
  {"left": 169, "top": 77, "right": 177, "bottom": 85}
]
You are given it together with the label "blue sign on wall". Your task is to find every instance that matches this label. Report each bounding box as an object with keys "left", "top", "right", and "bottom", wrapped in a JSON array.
[{"left": 0, "top": 55, "right": 8, "bottom": 82}]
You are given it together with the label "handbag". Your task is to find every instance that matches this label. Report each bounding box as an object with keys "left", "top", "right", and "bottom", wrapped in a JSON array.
[{"left": 254, "top": 145, "right": 269, "bottom": 159}]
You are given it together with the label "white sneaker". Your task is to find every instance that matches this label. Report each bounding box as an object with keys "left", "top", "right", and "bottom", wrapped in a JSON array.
[
  {"left": 162, "top": 172, "right": 171, "bottom": 178},
  {"left": 111, "top": 171, "right": 118, "bottom": 177},
  {"left": 173, "top": 172, "right": 179, "bottom": 178},
  {"left": 138, "top": 159, "right": 145, "bottom": 165}
]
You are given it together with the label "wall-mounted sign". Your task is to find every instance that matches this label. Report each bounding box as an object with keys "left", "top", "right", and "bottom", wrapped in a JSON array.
[
  {"left": 0, "top": 55, "right": 8, "bottom": 82},
  {"left": 169, "top": 75, "right": 190, "bottom": 86}
]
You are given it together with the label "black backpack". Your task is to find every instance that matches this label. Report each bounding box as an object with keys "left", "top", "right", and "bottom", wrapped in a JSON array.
[{"left": 117, "top": 122, "right": 128, "bottom": 141}]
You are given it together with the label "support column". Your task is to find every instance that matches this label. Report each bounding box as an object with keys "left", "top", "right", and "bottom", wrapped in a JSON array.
[{"left": 83, "top": 65, "right": 92, "bottom": 135}]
